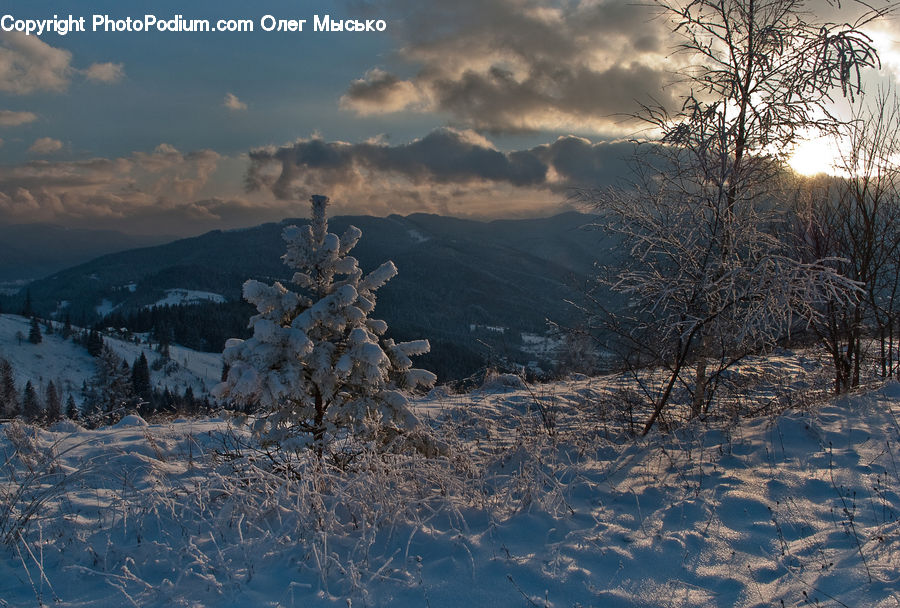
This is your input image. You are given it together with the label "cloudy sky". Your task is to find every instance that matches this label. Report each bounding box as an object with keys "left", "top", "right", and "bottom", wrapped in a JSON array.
[{"left": 0, "top": 0, "right": 897, "bottom": 236}]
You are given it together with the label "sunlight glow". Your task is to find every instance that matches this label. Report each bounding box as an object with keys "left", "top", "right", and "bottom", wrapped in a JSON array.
[{"left": 787, "top": 135, "right": 846, "bottom": 177}]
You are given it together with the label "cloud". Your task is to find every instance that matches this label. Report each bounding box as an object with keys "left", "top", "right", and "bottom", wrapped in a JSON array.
[
  {"left": 0, "top": 145, "right": 332, "bottom": 235},
  {"left": 223, "top": 92, "right": 248, "bottom": 111},
  {"left": 0, "top": 32, "right": 72, "bottom": 94},
  {"left": 0, "top": 32, "right": 124, "bottom": 94},
  {"left": 0, "top": 110, "right": 38, "bottom": 127},
  {"left": 249, "top": 128, "right": 545, "bottom": 198},
  {"left": 247, "top": 129, "right": 635, "bottom": 216},
  {"left": 0, "top": 132, "right": 638, "bottom": 233},
  {"left": 341, "top": 0, "right": 895, "bottom": 135},
  {"left": 27, "top": 137, "right": 63, "bottom": 155},
  {"left": 84, "top": 62, "right": 125, "bottom": 83},
  {"left": 0, "top": 144, "right": 223, "bottom": 227},
  {"left": 341, "top": 69, "right": 426, "bottom": 114},
  {"left": 339, "top": 0, "right": 679, "bottom": 134}
]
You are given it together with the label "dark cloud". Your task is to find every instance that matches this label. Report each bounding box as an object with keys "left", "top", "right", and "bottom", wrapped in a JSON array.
[
  {"left": 249, "top": 128, "right": 551, "bottom": 199},
  {"left": 340, "top": 0, "right": 679, "bottom": 134},
  {"left": 532, "top": 136, "right": 636, "bottom": 186},
  {"left": 247, "top": 129, "right": 636, "bottom": 216}
]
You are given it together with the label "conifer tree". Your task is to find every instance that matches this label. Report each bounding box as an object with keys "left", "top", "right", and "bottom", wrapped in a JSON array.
[
  {"left": 0, "top": 358, "right": 19, "bottom": 419},
  {"left": 83, "top": 347, "right": 132, "bottom": 424},
  {"left": 65, "top": 394, "right": 79, "bottom": 420},
  {"left": 45, "top": 380, "right": 62, "bottom": 423},
  {"left": 61, "top": 313, "right": 72, "bottom": 340},
  {"left": 86, "top": 329, "right": 104, "bottom": 357},
  {"left": 108, "top": 357, "right": 134, "bottom": 416},
  {"left": 131, "top": 352, "right": 152, "bottom": 402},
  {"left": 28, "top": 316, "right": 42, "bottom": 344},
  {"left": 183, "top": 386, "right": 196, "bottom": 414},
  {"left": 161, "top": 387, "right": 175, "bottom": 413},
  {"left": 21, "top": 289, "right": 32, "bottom": 317},
  {"left": 22, "top": 381, "right": 41, "bottom": 422},
  {"left": 216, "top": 194, "right": 437, "bottom": 458}
]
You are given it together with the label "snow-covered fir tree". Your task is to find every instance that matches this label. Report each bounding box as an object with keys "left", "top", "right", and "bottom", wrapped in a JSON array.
[{"left": 215, "top": 194, "right": 437, "bottom": 459}]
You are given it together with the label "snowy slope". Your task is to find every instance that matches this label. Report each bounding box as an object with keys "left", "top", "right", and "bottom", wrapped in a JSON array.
[
  {"left": 102, "top": 334, "right": 222, "bottom": 396},
  {"left": 0, "top": 315, "right": 95, "bottom": 399},
  {"left": 152, "top": 288, "right": 226, "bottom": 308},
  {"left": 1, "top": 374, "right": 899, "bottom": 606},
  {"left": 0, "top": 314, "right": 222, "bottom": 400}
]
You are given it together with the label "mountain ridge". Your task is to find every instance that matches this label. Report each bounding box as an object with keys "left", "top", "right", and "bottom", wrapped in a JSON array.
[
  {"left": 3, "top": 211, "right": 612, "bottom": 379},
  {"left": 0, "top": 223, "right": 177, "bottom": 283}
]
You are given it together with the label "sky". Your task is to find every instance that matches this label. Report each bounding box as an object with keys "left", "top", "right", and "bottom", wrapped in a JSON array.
[{"left": 0, "top": 0, "right": 898, "bottom": 236}]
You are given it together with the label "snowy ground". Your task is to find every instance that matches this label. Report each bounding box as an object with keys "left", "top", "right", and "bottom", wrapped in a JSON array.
[{"left": 1, "top": 367, "right": 899, "bottom": 607}]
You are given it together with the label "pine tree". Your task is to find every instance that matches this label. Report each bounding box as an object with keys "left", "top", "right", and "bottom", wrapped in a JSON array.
[
  {"left": 22, "top": 381, "right": 41, "bottom": 422},
  {"left": 61, "top": 313, "right": 72, "bottom": 340},
  {"left": 83, "top": 347, "right": 133, "bottom": 425},
  {"left": 65, "top": 394, "right": 79, "bottom": 420},
  {"left": 21, "top": 289, "right": 32, "bottom": 317},
  {"left": 158, "top": 339, "right": 170, "bottom": 360},
  {"left": 0, "top": 358, "right": 19, "bottom": 419},
  {"left": 45, "top": 380, "right": 62, "bottom": 423},
  {"left": 216, "top": 194, "right": 437, "bottom": 458},
  {"left": 86, "top": 329, "right": 104, "bottom": 357},
  {"left": 81, "top": 379, "right": 102, "bottom": 425},
  {"left": 161, "top": 387, "right": 175, "bottom": 413},
  {"left": 28, "top": 316, "right": 42, "bottom": 344},
  {"left": 131, "top": 353, "right": 152, "bottom": 402},
  {"left": 182, "top": 386, "right": 196, "bottom": 414},
  {"left": 107, "top": 356, "right": 134, "bottom": 418}
]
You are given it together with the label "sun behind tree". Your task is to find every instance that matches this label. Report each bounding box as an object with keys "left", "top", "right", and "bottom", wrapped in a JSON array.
[{"left": 215, "top": 194, "right": 437, "bottom": 461}]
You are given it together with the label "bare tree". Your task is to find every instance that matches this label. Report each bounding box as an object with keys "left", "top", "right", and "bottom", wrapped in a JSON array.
[
  {"left": 579, "top": 0, "right": 885, "bottom": 433},
  {"left": 793, "top": 88, "right": 900, "bottom": 392}
]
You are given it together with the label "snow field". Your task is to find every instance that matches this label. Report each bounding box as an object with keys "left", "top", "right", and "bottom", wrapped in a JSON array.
[{"left": 1, "top": 375, "right": 899, "bottom": 606}]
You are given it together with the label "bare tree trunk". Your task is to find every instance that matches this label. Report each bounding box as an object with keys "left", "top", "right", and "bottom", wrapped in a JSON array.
[
  {"left": 692, "top": 357, "right": 707, "bottom": 419},
  {"left": 692, "top": 332, "right": 713, "bottom": 418},
  {"left": 313, "top": 387, "right": 325, "bottom": 460}
]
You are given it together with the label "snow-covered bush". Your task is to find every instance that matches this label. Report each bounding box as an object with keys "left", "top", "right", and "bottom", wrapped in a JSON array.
[{"left": 215, "top": 195, "right": 437, "bottom": 459}]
